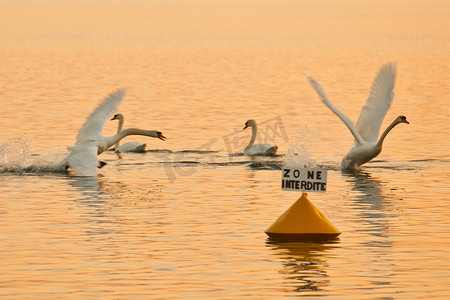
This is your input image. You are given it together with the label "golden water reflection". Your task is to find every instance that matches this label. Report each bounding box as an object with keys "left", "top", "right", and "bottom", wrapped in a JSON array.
[{"left": 1, "top": 0, "right": 449, "bottom": 297}]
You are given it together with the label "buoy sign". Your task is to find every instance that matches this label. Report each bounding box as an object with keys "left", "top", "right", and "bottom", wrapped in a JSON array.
[{"left": 281, "top": 168, "right": 327, "bottom": 192}]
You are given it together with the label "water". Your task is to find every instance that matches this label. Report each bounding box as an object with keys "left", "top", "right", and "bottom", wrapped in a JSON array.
[{"left": 1, "top": 0, "right": 449, "bottom": 298}]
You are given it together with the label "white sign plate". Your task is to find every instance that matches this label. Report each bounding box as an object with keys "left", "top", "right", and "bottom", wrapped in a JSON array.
[{"left": 281, "top": 168, "right": 327, "bottom": 192}]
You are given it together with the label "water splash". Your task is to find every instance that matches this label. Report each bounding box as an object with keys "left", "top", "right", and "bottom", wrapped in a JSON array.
[
  {"left": 0, "top": 137, "right": 65, "bottom": 174},
  {"left": 0, "top": 137, "right": 30, "bottom": 172},
  {"left": 283, "top": 126, "right": 317, "bottom": 169},
  {"left": 25, "top": 153, "right": 66, "bottom": 173}
]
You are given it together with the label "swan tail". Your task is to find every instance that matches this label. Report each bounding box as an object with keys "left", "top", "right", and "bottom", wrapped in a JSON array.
[
  {"left": 135, "top": 144, "right": 147, "bottom": 152},
  {"left": 265, "top": 145, "right": 278, "bottom": 156}
]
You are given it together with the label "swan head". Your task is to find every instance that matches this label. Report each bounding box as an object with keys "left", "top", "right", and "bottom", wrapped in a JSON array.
[
  {"left": 397, "top": 115, "right": 409, "bottom": 124},
  {"left": 156, "top": 131, "right": 166, "bottom": 141},
  {"left": 243, "top": 119, "right": 256, "bottom": 130},
  {"left": 110, "top": 113, "right": 124, "bottom": 121}
]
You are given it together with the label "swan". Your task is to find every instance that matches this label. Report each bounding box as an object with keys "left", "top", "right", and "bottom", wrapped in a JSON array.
[
  {"left": 110, "top": 113, "right": 147, "bottom": 153},
  {"left": 243, "top": 119, "right": 278, "bottom": 156},
  {"left": 307, "top": 63, "right": 409, "bottom": 169},
  {"left": 58, "top": 89, "right": 166, "bottom": 176}
]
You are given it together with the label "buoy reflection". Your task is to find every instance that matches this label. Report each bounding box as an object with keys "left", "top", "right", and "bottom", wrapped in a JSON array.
[{"left": 266, "top": 240, "right": 340, "bottom": 293}]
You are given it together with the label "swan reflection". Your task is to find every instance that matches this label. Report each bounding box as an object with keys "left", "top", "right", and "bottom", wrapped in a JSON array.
[
  {"left": 67, "top": 175, "right": 163, "bottom": 205},
  {"left": 67, "top": 175, "right": 102, "bottom": 198},
  {"left": 341, "top": 169, "right": 396, "bottom": 231},
  {"left": 341, "top": 169, "right": 397, "bottom": 289},
  {"left": 66, "top": 175, "right": 165, "bottom": 239},
  {"left": 341, "top": 168, "right": 399, "bottom": 247},
  {"left": 343, "top": 169, "right": 385, "bottom": 202}
]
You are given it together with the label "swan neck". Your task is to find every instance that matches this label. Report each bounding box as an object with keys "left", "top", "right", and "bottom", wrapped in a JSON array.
[
  {"left": 376, "top": 120, "right": 399, "bottom": 148},
  {"left": 114, "top": 116, "right": 124, "bottom": 149},
  {"left": 117, "top": 128, "right": 159, "bottom": 140},
  {"left": 103, "top": 128, "right": 159, "bottom": 153},
  {"left": 245, "top": 124, "right": 258, "bottom": 151}
]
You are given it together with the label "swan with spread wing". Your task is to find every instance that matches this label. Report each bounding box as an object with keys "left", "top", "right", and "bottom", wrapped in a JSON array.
[
  {"left": 58, "top": 89, "right": 165, "bottom": 176},
  {"left": 307, "top": 63, "right": 409, "bottom": 169}
]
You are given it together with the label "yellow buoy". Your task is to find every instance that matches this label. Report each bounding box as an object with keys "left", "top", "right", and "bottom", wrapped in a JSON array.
[{"left": 265, "top": 192, "right": 341, "bottom": 241}]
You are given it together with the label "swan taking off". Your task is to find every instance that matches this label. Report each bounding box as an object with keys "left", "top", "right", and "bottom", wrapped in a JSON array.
[
  {"left": 243, "top": 119, "right": 278, "bottom": 156},
  {"left": 59, "top": 89, "right": 166, "bottom": 176},
  {"left": 307, "top": 63, "right": 409, "bottom": 169},
  {"left": 110, "top": 113, "right": 147, "bottom": 153}
]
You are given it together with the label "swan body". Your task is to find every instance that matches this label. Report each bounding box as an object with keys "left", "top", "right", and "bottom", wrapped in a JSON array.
[
  {"left": 243, "top": 119, "right": 278, "bottom": 156},
  {"left": 110, "top": 113, "right": 147, "bottom": 153},
  {"left": 307, "top": 63, "right": 409, "bottom": 169},
  {"left": 63, "top": 142, "right": 103, "bottom": 176},
  {"left": 115, "top": 142, "right": 146, "bottom": 153},
  {"left": 58, "top": 89, "right": 166, "bottom": 176}
]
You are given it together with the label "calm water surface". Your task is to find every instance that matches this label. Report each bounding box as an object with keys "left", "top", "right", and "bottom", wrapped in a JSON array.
[{"left": 1, "top": 0, "right": 449, "bottom": 298}]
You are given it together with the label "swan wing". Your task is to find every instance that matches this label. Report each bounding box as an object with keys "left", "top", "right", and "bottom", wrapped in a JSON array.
[
  {"left": 76, "top": 88, "right": 126, "bottom": 144},
  {"left": 307, "top": 76, "right": 365, "bottom": 145},
  {"left": 355, "top": 63, "right": 396, "bottom": 143}
]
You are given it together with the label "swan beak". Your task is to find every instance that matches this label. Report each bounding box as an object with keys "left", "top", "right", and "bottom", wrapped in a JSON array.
[
  {"left": 402, "top": 117, "right": 409, "bottom": 124},
  {"left": 110, "top": 116, "right": 117, "bottom": 121},
  {"left": 243, "top": 125, "right": 249, "bottom": 130},
  {"left": 158, "top": 133, "right": 166, "bottom": 141}
]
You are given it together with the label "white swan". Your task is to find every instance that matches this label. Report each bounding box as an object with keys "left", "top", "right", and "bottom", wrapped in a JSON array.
[
  {"left": 243, "top": 119, "right": 278, "bottom": 156},
  {"left": 307, "top": 63, "right": 409, "bottom": 169},
  {"left": 59, "top": 89, "right": 166, "bottom": 176},
  {"left": 110, "top": 113, "right": 146, "bottom": 153}
]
